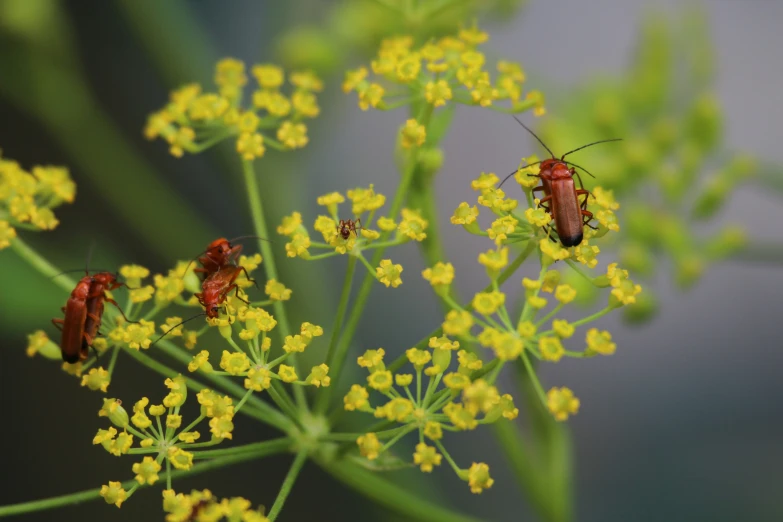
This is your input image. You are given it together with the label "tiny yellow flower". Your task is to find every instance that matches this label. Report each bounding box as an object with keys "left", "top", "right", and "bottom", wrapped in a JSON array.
[
  {"left": 278, "top": 364, "right": 298, "bottom": 383},
  {"left": 525, "top": 207, "right": 552, "bottom": 227},
  {"left": 306, "top": 364, "right": 331, "bottom": 387},
  {"left": 400, "top": 119, "right": 426, "bottom": 149},
  {"left": 394, "top": 374, "right": 413, "bottom": 387},
  {"left": 547, "top": 387, "right": 580, "bottom": 421},
  {"left": 343, "top": 67, "right": 368, "bottom": 93},
  {"left": 425, "top": 80, "right": 453, "bottom": 107},
  {"left": 443, "top": 372, "right": 471, "bottom": 390},
  {"left": 121, "top": 320, "right": 156, "bottom": 350},
  {"left": 188, "top": 350, "right": 214, "bottom": 373},
  {"left": 357, "top": 348, "right": 385, "bottom": 370},
  {"left": 590, "top": 186, "right": 620, "bottom": 210},
  {"left": 347, "top": 184, "right": 386, "bottom": 214},
  {"left": 466, "top": 462, "right": 494, "bottom": 494},
  {"left": 586, "top": 328, "right": 616, "bottom": 355},
  {"left": 209, "top": 415, "right": 234, "bottom": 440},
  {"left": 220, "top": 350, "right": 250, "bottom": 375},
  {"left": 457, "top": 349, "right": 483, "bottom": 371},
  {"left": 574, "top": 242, "right": 600, "bottom": 268},
  {"left": 463, "top": 379, "right": 501, "bottom": 414},
  {"left": 552, "top": 319, "right": 575, "bottom": 339},
  {"left": 131, "top": 398, "right": 152, "bottom": 429},
  {"left": 540, "top": 239, "right": 571, "bottom": 263},
  {"left": 376, "top": 259, "right": 403, "bottom": 288},
  {"left": 358, "top": 83, "right": 385, "bottom": 110},
  {"left": 292, "top": 90, "right": 320, "bottom": 118},
  {"left": 81, "top": 367, "right": 111, "bottom": 393},
  {"left": 277, "top": 211, "right": 303, "bottom": 236},
  {"left": 367, "top": 370, "right": 393, "bottom": 393},
  {"left": 283, "top": 334, "right": 309, "bottom": 353},
  {"left": 380, "top": 397, "right": 414, "bottom": 422},
  {"left": 149, "top": 404, "right": 166, "bottom": 417},
  {"left": 290, "top": 70, "right": 324, "bottom": 91},
  {"left": 429, "top": 335, "right": 460, "bottom": 351},
  {"left": 265, "top": 279, "right": 292, "bottom": 301},
  {"left": 317, "top": 191, "right": 345, "bottom": 207},
  {"left": 167, "top": 126, "right": 195, "bottom": 158},
  {"left": 487, "top": 215, "right": 519, "bottom": 244},
  {"left": 168, "top": 447, "right": 194, "bottom": 470},
  {"left": 478, "top": 247, "right": 509, "bottom": 273},
  {"left": 395, "top": 54, "right": 421, "bottom": 82},
  {"left": 471, "top": 78, "right": 498, "bottom": 107},
  {"left": 492, "top": 333, "right": 523, "bottom": 361},
  {"left": 414, "top": 443, "right": 442, "bottom": 472},
  {"left": 554, "top": 284, "right": 577, "bottom": 304},
  {"left": 344, "top": 384, "right": 369, "bottom": 411},
  {"left": 376, "top": 216, "right": 397, "bottom": 231},
  {"left": 178, "top": 431, "right": 200, "bottom": 444},
  {"left": 245, "top": 367, "right": 272, "bottom": 391},
  {"left": 406, "top": 348, "right": 431, "bottom": 369},
  {"left": 357, "top": 433, "right": 381, "bottom": 460},
  {"left": 166, "top": 414, "right": 182, "bottom": 429},
  {"left": 100, "top": 481, "right": 127, "bottom": 508},
  {"left": 451, "top": 202, "right": 480, "bottom": 226},
  {"left": 398, "top": 208, "right": 428, "bottom": 241},
  {"left": 539, "top": 336, "right": 565, "bottom": 362},
  {"left": 442, "top": 309, "right": 474, "bottom": 337},
  {"left": 277, "top": 121, "right": 308, "bottom": 149},
  {"left": 252, "top": 63, "right": 284, "bottom": 88},
  {"left": 527, "top": 295, "right": 547, "bottom": 309},
  {"left": 285, "top": 233, "right": 311, "bottom": 258},
  {"left": 443, "top": 402, "right": 477, "bottom": 430},
  {"left": 129, "top": 285, "right": 154, "bottom": 303},
  {"left": 472, "top": 291, "right": 505, "bottom": 316},
  {"left": 424, "top": 421, "right": 443, "bottom": 441}
]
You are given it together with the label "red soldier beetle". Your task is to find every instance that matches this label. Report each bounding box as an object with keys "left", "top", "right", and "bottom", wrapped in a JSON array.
[
  {"left": 336, "top": 218, "right": 362, "bottom": 240},
  {"left": 498, "top": 116, "right": 621, "bottom": 247},
  {"left": 195, "top": 265, "right": 253, "bottom": 319},
  {"left": 186, "top": 235, "right": 271, "bottom": 281},
  {"left": 52, "top": 271, "right": 135, "bottom": 363}
]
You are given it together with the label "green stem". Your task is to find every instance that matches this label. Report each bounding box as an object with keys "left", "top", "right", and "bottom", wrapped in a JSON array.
[
  {"left": 10, "top": 236, "right": 73, "bottom": 292},
  {"left": 0, "top": 446, "right": 288, "bottom": 518},
  {"left": 267, "top": 451, "right": 308, "bottom": 521},
  {"left": 190, "top": 437, "right": 291, "bottom": 459},
  {"left": 242, "top": 159, "right": 306, "bottom": 411},
  {"left": 315, "top": 256, "right": 357, "bottom": 414},
  {"left": 317, "top": 458, "right": 480, "bottom": 522}
]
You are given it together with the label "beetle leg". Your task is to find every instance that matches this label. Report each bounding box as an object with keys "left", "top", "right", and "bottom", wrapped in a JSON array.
[
  {"left": 52, "top": 318, "right": 65, "bottom": 331},
  {"left": 239, "top": 266, "right": 259, "bottom": 289},
  {"left": 581, "top": 209, "right": 598, "bottom": 229},
  {"left": 576, "top": 189, "right": 590, "bottom": 211},
  {"left": 230, "top": 284, "right": 251, "bottom": 305},
  {"left": 104, "top": 297, "right": 139, "bottom": 324}
]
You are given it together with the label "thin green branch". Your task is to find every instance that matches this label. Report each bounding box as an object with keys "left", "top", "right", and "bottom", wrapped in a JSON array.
[
  {"left": 267, "top": 451, "right": 308, "bottom": 521},
  {"left": 242, "top": 159, "right": 307, "bottom": 411}
]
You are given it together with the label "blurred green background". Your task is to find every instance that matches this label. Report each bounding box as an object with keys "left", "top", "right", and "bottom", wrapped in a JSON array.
[{"left": 1, "top": 1, "right": 782, "bottom": 521}]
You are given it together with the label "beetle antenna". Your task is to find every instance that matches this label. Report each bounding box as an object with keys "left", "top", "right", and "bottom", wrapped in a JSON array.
[
  {"left": 49, "top": 268, "right": 114, "bottom": 279},
  {"left": 150, "top": 313, "right": 206, "bottom": 346},
  {"left": 562, "top": 161, "right": 596, "bottom": 179},
  {"left": 561, "top": 138, "right": 622, "bottom": 160},
  {"left": 226, "top": 234, "right": 273, "bottom": 245},
  {"left": 85, "top": 240, "right": 96, "bottom": 275},
  {"left": 497, "top": 160, "right": 546, "bottom": 188},
  {"left": 512, "top": 115, "right": 555, "bottom": 158}
]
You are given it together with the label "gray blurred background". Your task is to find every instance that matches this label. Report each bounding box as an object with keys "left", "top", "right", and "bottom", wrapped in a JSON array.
[{"left": 1, "top": 1, "right": 781, "bottom": 521}]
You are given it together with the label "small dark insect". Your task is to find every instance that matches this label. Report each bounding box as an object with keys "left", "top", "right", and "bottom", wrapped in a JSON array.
[
  {"left": 499, "top": 116, "right": 621, "bottom": 247},
  {"left": 336, "top": 218, "right": 362, "bottom": 240}
]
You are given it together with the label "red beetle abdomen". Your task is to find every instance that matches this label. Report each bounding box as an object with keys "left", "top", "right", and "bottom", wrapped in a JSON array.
[{"left": 550, "top": 178, "right": 583, "bottom": 247}]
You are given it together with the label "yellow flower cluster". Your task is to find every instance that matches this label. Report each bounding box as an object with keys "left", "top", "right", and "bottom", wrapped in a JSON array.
[
  {"left": 144, "top": 58, "right": 322, "bottom": 159},
  {"left": 277, "top": 186, "right": 428, "bottom": 289},
  {"left": 187, "top": 318, "right": 330, "bottom": 392},
  {"left": 346, "top": 340, "right": 516, "bottom": 494},
  {"left": 162, "top": 488, "right": 268, "bottom": 522},
  {"left": 343, "top": 27, "right": 545, "bottom": 116},
  {"left": 96, "top": 377, "right": 245, "bottom": 509},
  {"left": 0, "top": 152, "right": 76, "bottom": 248}
]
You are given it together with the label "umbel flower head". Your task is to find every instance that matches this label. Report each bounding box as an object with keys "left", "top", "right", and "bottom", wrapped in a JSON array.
[
  {"left": 144, "top": 58, "right": 322, "bottom": 160},
  {"left": 343, "top": 25, "right": 545, "bottom": 117},
  {"left": 0, "top": 151, "right": 76, "bottom": 248}
]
